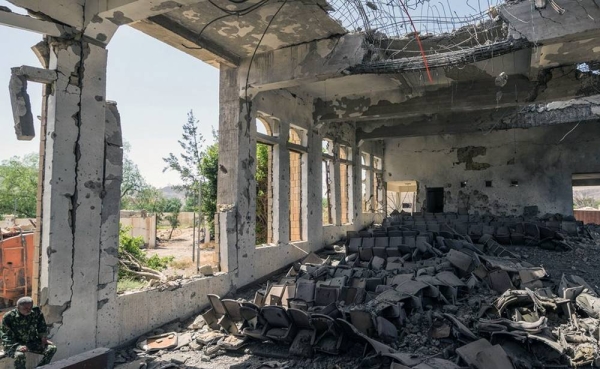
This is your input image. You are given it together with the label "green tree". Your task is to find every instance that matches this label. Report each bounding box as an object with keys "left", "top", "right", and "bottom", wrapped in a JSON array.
[
  {"left": 163, "top": 111, "right": 204, "bottom": 196},
  {"left": 0, "top": 154, "right": 38, "bottom": 217},
  {"left": 163, "top": 111, "right": 219, "bottom": 235},
  {"left": 165, "top": 201, "right": 182, "bottom": 240},
  {"left": 255, "top": 143, "right": 269, "bottom": 244},
  {"left": 199, "top": 140, "right": 219, "bottom": 233},
  {"left": 121, "top": 142, "right": 147, "bottom": 199},
  {"left": 118, "top": 225, "right": 173, "bottom": 282},
  {"left": 574, "top": 194, "right": 600, "bottom": 209}
]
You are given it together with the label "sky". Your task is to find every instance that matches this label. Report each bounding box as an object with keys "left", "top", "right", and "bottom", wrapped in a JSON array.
[{"left": 0, "top": 3, "right": 219, "bottom": 188}]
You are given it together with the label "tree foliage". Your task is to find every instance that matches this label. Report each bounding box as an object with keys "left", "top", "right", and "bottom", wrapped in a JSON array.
[
  {"left": 163, "top": 111, "right": 219, "bottom": 234},
  {"left": 118, "top": 225, "right": 173, "bottom": 282},
  {"left": 199, "top": 140, "right": 219, "bottom": 230},
  {"left": 0, "top": 154, "right": 38, "bottom": 217},
  {"left": 165, "top": 202, "right": 182, "bottom": 240},
  {"left": 121, "top": 142, "right": 146, "bottom": 199},
  {"left": 256, "top": 143, "right": 270, "bottom": 244},
  {"left": 121, "top": 181, "right": 182, "bottom": 219},
  {"left": 574, "top": 194, "right": 600, "bottom": 209},
  {"left": 163, "top": 111, "right": 204, "bottom": 195}
]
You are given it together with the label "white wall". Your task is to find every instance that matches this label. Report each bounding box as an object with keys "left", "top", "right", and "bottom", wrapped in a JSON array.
[{"left": 384, "top": 122, "right": 600, "bottom": 215}]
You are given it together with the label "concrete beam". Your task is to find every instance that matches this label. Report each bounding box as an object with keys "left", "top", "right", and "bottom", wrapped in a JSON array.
[
  {"left": 9, "top": 71, "right": 34, "bottom": 140},
  {"left": 130, "top": 17, "right": 236, "bottom": 68},
  {"left": 83, "top": 0, "right": 206, "bottom": 44},
  {"left": 499, "top": 95, "right": 600, "bottom": 129},
  {"left": 242, "top": 33, "right": 365, "bottom": 97},
  {"left": 13, "top": 65, "right": 58, "bottom": 84},
  {"left": 9, "top": 66, "right": 58, "bottom": 141},
  {"left": 7, "top": 0, "right": 84, "bottom": 30},
  {"left": 315, "top": 66, "right": 595, "bottom": 123},
  {"left": 0, "top": 9, "right": 73, "bottom": 37},
  {"left": 356, "top": 95, "right": 600, "bottom": 140},
  {"left": 315, "top": 74, "right": 534, "bottom": 123},
  {"left": 143, "top": 14, "right": 238, "bottom": 66}
]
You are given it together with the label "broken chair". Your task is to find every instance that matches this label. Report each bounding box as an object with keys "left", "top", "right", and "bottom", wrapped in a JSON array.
[
  {"left": 261, "top": 305, "right": 297, "bottom": 344},
  {"left": 309, "top": 314, "right": 344, "bottom": 354}
]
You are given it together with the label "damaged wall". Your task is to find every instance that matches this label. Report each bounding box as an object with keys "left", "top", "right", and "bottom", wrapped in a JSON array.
[
  {"left": 385, "top": 122, "right": 600, "bottom": 216},
  {"left": 112, "top": 274, "right": 231, "bottom": 348}
]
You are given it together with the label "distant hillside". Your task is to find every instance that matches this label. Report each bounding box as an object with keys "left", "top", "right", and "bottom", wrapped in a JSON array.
[{"left": 160, "top": 186, "right": 186, "bottom": 201}]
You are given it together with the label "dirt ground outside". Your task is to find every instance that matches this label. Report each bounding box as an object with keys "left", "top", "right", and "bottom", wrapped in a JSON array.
[{"left": 148, "top": 227, "right": 219, "bottom": 279}]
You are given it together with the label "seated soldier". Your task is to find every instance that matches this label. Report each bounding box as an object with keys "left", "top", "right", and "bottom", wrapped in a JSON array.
[{"left": 1, "top": 297, "right": 56, "bottom": 369}]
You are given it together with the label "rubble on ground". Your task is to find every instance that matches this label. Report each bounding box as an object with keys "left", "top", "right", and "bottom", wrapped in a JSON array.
[{"left": 116, "top": 213, "right": 600, "bottom": 369}]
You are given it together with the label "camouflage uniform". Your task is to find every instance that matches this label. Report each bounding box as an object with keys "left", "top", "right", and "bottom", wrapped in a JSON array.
[{"left": 1, "top": 307, "right": 56, "bottom": 369}]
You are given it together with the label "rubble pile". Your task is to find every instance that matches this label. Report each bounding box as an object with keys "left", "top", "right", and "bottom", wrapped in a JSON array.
[{"left": 117, "top": 212, "right": 600, "bottom": 369}]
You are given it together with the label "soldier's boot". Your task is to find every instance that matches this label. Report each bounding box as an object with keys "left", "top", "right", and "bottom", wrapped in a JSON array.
[
  {"left": 37, "top": 344, "right": 57, "bottom": 366},
  {"left": 13, "top": 351, "right": 26, "bottom": 369}
]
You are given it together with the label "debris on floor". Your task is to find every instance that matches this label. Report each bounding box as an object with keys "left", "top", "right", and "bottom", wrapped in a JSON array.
[{"left": 116, "top": 212, "right": 600, "bottom": 368}]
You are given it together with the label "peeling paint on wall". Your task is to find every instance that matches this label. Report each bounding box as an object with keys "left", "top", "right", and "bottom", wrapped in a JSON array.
[{"left": 455, "top": 146, "right": 491, "bottom": 171}]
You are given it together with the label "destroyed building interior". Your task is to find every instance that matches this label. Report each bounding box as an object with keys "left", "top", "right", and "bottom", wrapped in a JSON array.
[{"left": 4, "top": 0, "right": 600, "bottom": 367}]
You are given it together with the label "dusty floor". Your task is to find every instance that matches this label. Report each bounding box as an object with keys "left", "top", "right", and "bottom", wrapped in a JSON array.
[{"left": 148, "top": 228, "right": 219, "bottom": 278}]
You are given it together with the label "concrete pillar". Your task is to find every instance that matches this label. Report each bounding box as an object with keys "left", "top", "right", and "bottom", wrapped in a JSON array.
[
  {"left": 352, "top": 143, "right": 363, "bottom": 228},
  {"left": 96, "top": 102, "right": 123, "bottom": 348},
  {"left": 216, "top": 65, "right": 254, "bottom": 283},
  {"left": 332, "top": 142, "right": 342, "bottom": 226},
  {"left": 305, "top": 128, "right": 323, "bottom": 246},
  {"left": 39, "top": 37, "right": 111, "bottom": 358},
  {"left": 204, "top": 215, "right": 211, "bottom": 243},
  {"left": 273, "top": 121, "right": 290, "bottom": 244}
]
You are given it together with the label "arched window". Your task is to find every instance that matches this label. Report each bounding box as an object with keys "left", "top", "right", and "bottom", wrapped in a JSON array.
[{"left": 255, "top": 117, "right": 274, "bottom": 246}]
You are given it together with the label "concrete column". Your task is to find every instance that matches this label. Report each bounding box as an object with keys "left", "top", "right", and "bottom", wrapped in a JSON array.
[
  {"left": 39, "top": 38, "right": 109, "bottom": 358},
  {"left": 216, "top": 65, "right": 254, "bottom": 284},
  {"left": 306, "top": 128, "right": 323, "bottom": 246},
  {"left": 96, "top": 102, "right": 123, "bottom": 348},
  {"left": 352, "top": 143, "right": 363, "bottom": 228},
  {"left": 273, "top": 121, "right": 290, "bottom": 244},
  {"left": 332, "top": 142, "right": 342, "bottom": 226}
]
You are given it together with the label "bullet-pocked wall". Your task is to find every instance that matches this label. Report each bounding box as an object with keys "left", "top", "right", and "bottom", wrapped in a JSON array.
[{"left": 384, "top": 122, "right": 600, "bottom": 216}]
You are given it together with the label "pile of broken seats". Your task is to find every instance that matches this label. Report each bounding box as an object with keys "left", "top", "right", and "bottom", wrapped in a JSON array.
[
  {"left": 198, "top": 220, "right": 600, "bottom": 368},
  {"left": 382, "top": 212, "right": 578, "bottom": 250}
]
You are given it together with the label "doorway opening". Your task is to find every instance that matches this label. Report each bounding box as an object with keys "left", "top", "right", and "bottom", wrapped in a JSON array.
[{"left": 426, "top": 187, "right": 444, "bottom": 213}]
